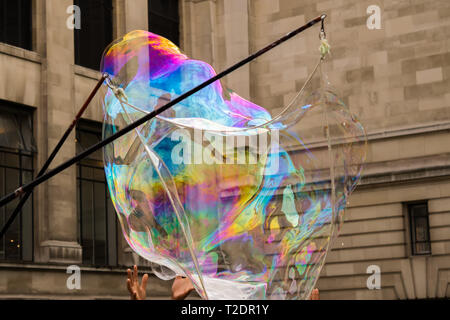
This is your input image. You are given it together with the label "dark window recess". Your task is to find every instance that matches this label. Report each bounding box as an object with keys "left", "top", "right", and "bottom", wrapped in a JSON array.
[
  {"left": 76, "top": 120, "right": 117, "bottom": 266},
  {"left": 0, "top": 0, "right": 32, "bottom": 50},
  {"left": 408, "top": 202, "right": 432, "bottom": 256},
  {"left": 148, "top": 0, "right": 180, "bottom": 45},
  {"left": 74, "top": 0, "right": 113, "bottom": 70},
  {"left": 0, "top": 101, "right": 36, "bottom": 262}
]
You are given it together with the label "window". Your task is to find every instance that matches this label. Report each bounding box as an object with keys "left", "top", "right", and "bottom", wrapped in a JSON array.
[
  {"left": 408, "top": 202, "right": 431, "bottom": 255},
  {"left": 74, "top": 0, "right": 113, "bottom": 70},
  {"left": 0, "top": 0, "right": 32, "bottom": 50},
  {"left": 0, "top": 101, "right": 35, "bottom": 261},
  {"left": 76, "top": 120, "right": 117, "bottom": 266},
  {"left": 148, "top": 0, "right": 180, "bottom": 45}
]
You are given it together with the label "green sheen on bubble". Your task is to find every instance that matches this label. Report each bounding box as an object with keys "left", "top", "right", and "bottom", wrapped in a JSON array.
[{"left": 100, "top": 30, "right": 367, "bottom": 300}]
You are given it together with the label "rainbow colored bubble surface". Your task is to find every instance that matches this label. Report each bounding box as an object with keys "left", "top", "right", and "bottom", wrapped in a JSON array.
[{"left": 100, "top": 30, "right": 367, "bottom": 300}]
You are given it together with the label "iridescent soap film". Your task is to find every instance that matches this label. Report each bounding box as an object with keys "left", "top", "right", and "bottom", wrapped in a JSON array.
[{"left": 100, "top": 30, "right": 367, "bottom": 300}]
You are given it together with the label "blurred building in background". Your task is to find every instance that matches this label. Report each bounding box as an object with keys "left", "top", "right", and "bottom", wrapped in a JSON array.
[{"left": 0, "top": 0, "right": 449, "bottom": 299}]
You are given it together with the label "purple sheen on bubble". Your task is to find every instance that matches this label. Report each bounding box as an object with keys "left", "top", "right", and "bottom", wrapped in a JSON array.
[{"left": 100, "top": 30, "right": 367, "bottom": 300}]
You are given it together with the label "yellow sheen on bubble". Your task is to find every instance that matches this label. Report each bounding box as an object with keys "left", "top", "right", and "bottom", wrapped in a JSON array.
[{"left": 100, "top": 30, "right": 367, "bottom": 300}]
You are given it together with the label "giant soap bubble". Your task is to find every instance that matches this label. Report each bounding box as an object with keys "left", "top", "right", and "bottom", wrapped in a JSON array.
[{"left": 100, "top": 30, "right": 367, "bottom": 299}]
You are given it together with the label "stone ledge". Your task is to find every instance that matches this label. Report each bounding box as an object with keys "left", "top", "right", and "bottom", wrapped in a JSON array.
[
  {"left": 360, "top": 165, "right": 450, "bottom": 187},
  {"left": 0, "top": 261, "right": 143, "bottom": 273},
  {"left": 74, "top": 64, "right": 103, "bottom": 81},
  {"left": 185, "top": 0, "right": 217, "bottom": 3},
  {"left": 287, "top": 120, "right": 450, "bottom": 151},
  {"left": 0, "top": 43, "right": 41, "bottom": 64},
  {"left": 362, "top": 153, "right": 450, "bottom": 179},
  {"left": 0, "top": 294, "right": 129, "bottom": 300},
  {"left": 0, "top": 263, "right": 172, "bottom": 298},
  {"left": 40, "top": 240, "right": 82, "bottom": 264}
]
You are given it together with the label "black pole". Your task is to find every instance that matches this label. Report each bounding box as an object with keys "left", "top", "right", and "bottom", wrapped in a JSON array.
[
  {"left": 0, "top": 14, "right": 327, "bottom": 209},
  {"left": 0, "top": 74, "right": 107, "bottom": 239}
]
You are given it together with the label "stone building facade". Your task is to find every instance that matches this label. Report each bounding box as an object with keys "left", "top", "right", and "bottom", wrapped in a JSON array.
[{"left": 0, "top": 0, "right": 449, "bottom": 299}]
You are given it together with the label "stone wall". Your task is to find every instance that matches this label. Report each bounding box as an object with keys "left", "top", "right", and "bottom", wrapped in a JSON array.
[{"left": 175, "top": 0, "right": 450, "bottom": 300}]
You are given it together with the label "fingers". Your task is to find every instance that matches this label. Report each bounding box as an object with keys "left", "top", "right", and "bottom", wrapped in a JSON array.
[
  {"left": 128, "top": 267, "right": 142, "bottom": 300},
  {"left": 141, "top": 273, "right": 149, "bottom": 291},
  {"left": 127, "top": 278, "right": 133, "bottom": 294},
  {"left": 128, "top": 265, "right": 148, "bottom": 300},
  {"left": 171, "top": 278, "right": 181, "bottom": 300},
  {"left": 186, "top": 278, "right": 195, "bottom": 291},
  {"left": 171, "top": 277, "right": 195, "bottom": 300},
  {"left": 172, "top": 276, "right": 181, "bottom": 289},
  {"left": 128, "top": 278, "right": 138, "bottom": 300},
  {"left": 133, "top": 265, "right": 138, "bottom": 284},
  {"left": 180, "top": 277, "right": 195, "bottom": 292},
  {"left": 310, "top": 288, "right": 320, "bottom": 300},
  {"left": 127, "top": 268, "right": 132, "bottom": 282}
]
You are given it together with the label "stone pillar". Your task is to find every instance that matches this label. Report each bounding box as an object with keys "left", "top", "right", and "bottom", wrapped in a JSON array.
[
  {"left": 36, "top": 0, "right": 81, "bottom": 264},
  {"left": 182, "top": 0, "right": 250, "bottom": 98},
  {"left": 114, "top": 0, "right": 148, "bottom": 37},
  {"left": 183, "top": 0, "right": 218, "bottom": 67},
  {"left": 221, "top": 0, "right": 250, "bottom": 99},
  {"left": 125, "top": 0, "right": 148, "bottom": 33}
]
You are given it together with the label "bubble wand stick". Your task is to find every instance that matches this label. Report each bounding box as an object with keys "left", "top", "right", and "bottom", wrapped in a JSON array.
[{"left": 0, "top": 14, "right": 327, "bottom": 210}]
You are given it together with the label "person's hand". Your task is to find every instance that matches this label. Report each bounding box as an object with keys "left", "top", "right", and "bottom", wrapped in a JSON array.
[
  {"left": 127, "top": 265, "right": 149, "bottom": 300},
  {"left": 171, "top": 276, "right": 195, "bottom": 300},
  {"left": 309, "top": 288, "right": 320, "bottom": 300}
]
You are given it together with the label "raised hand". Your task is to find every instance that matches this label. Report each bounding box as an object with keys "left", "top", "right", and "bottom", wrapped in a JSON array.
[
  {"left": 310, "top": 288, "right": 320, "bottom": 300},
  {"left": 171, "top": 276, "right": 195, "bottom": 300},
  {"left": 127, "top": 265, "right": 149, "bottom": 300}
]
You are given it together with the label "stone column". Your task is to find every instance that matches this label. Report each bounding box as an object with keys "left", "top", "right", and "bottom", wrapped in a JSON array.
[
  {"left": 182, "top": 0, "right": 250, "bottom": 98},
  {"left": 36, "top": 0, "right": 81, "bottom": 264},
  {"left": 221, "top": 0, "right": 250, "bottom": 99},
  {"left": 113, "top": 0, "right": 148, "bottom": 37},
  {"left": 183, "top": 0, "right": 218, "bottom": 66}
]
